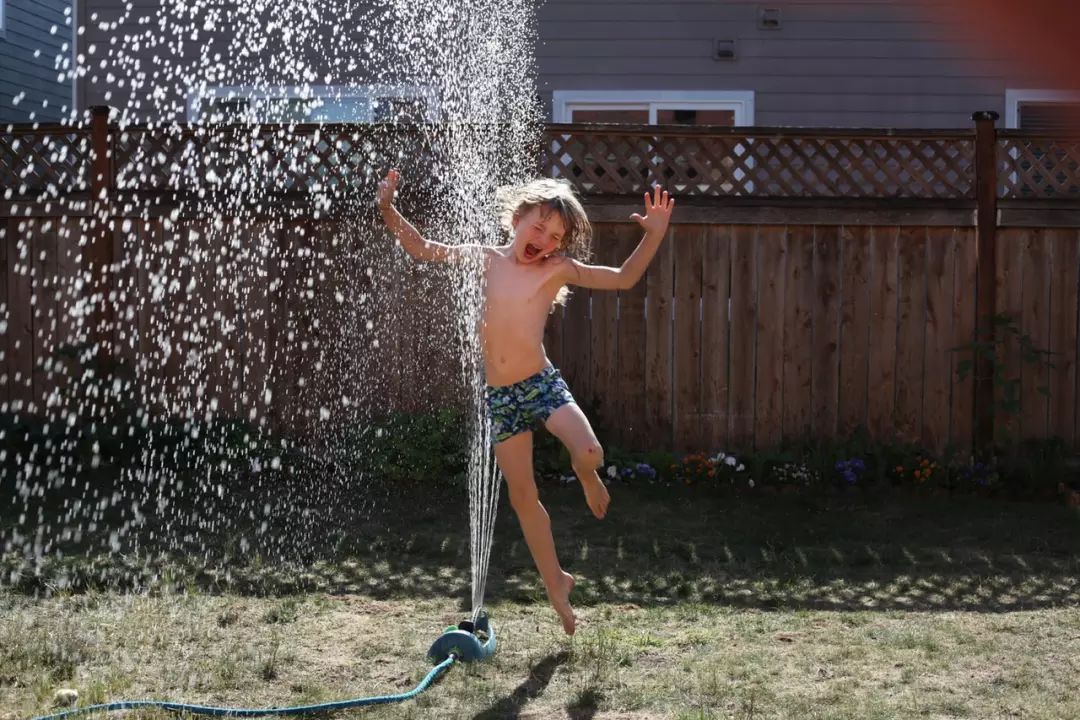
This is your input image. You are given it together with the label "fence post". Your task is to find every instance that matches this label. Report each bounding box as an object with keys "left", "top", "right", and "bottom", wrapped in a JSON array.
[
  {"left": 88, "top": 105, "right": 115, "bottom": 364},
  {"left": 972, "top": 110, "right": 999, "bottom": 451}
]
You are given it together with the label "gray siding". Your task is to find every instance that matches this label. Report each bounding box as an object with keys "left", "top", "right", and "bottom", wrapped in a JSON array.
[
  {"left": 536, "top": 0, "right": 1067, "bottom": 128},
  {"left": 1, "top": 0, "right": 75, "bottom": 123},
  {"left": 74, "top": 0, "right": 1077, "bottom": 128}
]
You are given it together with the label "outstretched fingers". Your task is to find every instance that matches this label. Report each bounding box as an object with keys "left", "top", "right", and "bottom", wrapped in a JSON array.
[{"left": 647, "top": 185, "right": 675, "bottom": 211}]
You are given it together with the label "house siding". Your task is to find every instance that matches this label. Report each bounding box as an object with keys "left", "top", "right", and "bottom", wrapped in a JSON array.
[
  {"left": 537, "top": 0, "right": 1062, "bottom": 128},
  {"left": 73, "top": 0, "right": 1073, "bottom": 128},
  {"left": 1, "top": 0, "right": 75, "bottom": 123}
]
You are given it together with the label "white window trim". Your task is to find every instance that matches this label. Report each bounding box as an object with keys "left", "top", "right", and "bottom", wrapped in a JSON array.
[
  {"left": 552, "top": 90, "right": 755, "bottom": 125},
  {"left": 186, "top": 84, "right": 438, "bottom": 123},
  {"left": 1004, "top": 88, "right": 1080, "bottom": 129},
  {"left": 0, "top": 0, "right": 6, "bottom": 33}
]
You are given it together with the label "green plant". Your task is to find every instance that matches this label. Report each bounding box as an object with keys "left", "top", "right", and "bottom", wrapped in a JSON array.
[
  {"left": 343, "top": 409, "right": 470, "bottom": 487},
  {"left": 954, "top": 313, "right": 1056, "bottom": 444}
]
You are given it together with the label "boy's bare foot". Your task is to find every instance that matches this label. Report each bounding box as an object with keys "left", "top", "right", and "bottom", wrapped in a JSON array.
[
  {"left": 548, "top": 571, "right": 576, "bottom": 635},
  {"left": 581, "top": 474, "right": 610, "bottom": 519}
]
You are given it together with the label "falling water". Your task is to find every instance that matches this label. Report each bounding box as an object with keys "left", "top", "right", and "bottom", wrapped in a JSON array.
[{"left": 2, "top": 0, "right": 541, "bottom": 616}]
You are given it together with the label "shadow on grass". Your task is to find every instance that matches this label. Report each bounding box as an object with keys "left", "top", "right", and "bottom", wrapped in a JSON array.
[
  {"left": 471, "top": 651, "right": 569, "bottom": 720},
  {"left": 3, "top": 482, "right": 1079, "bottom": 613},
  {"left": 566, "top": 687, "right": 603, "bottom": 720}
]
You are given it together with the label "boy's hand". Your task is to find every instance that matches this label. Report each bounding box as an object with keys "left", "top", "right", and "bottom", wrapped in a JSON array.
[
  {"left": 630, "top": 185, "right": 675, "bottom": 236},
  {"left": 377, "top": 169, "right": 400, "bottom": 212}
]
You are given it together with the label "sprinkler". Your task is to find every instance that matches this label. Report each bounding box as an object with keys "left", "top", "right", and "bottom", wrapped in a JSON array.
[{"left": 427, "top": 610, "right": 497, "bottom": 663}]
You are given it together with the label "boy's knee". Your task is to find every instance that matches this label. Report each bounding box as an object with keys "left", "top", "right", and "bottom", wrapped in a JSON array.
[
  {"left": 507, "top": 483, "right": 540, "bottom": 511},
  {"left": 572, "top": 442, "right": 604, "bottom": 472}
]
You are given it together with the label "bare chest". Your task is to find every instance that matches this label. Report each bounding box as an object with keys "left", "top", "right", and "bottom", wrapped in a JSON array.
[{"left": 484, "top": 257, "right": 559, "bottom": 310}]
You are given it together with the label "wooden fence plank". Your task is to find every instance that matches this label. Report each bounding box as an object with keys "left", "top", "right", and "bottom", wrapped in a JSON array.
[
  {"left": 0, "top": 219, "right": 9, "bottom": 408},
  {"left": 728, "top": 225, "right": 757, "bottom": 449},
  {"left": 561, "top": 256, "right": 592, "bottom": 410},
  {"left": 1048, "top": 228, "right": 1078, "bottom": 443},
  {"left": 644, "top": 228, "right": 674, "bottom": 447},
  {"left": 922, "top": 227, "right": 955, "bottom": 453},
  {"left": 673, "top": 224, "right": 704, "bottom": 451},
  {"left": 9, "top": 221, "right": 36, "bottom": 409},
  {"left": 221, "top": 224, "right": 244, "bottom": 418},
  {"left": 615, "top": 225, "right": 647, "bottom": 446},
  {"left": 590, "top": 224, "right": 620, "bottom": 429},
  {"left": 996, "top": 228, "right": 1025, "bottom": 442},
  {"left": 111, "top": 223, "right": 133, "bottom": 372},
  {"left": 838, "top": 225, "right": 871, "bottom": 436},
  {"left": 867, "top": 226, "right": 899, "bottom": 440},
  {"left": 275, "top": 222, "right": 305, "bottom": 427},
  {"left": 1021, "top": 229, "right": 1051, "bottom": 439},
  {"left": 783, "top": 226, "right": 814, "bottom": 441},
  {"left": 895, "top": 226, "right": 928, "bottom": 444},
  {"left": 135, "top": 221, "right": 158, "bottom": 405},
  {"left": 812, "top": 226, "right": 841, "bottom": 439},
  {"left": 241, "top": 222, "right": 269, "bottom": 426},
  {"left": 950, "top": 227, "right": 978, "bottom": 453},
  {"left": 701, "top": 224, "right": 731, "bottom": 450},
  {"left": 756, "top": 226, "right": 786, "bottom": 448},
  {"left": 31, "top": 220, "right": 57, "bottom": 409}
]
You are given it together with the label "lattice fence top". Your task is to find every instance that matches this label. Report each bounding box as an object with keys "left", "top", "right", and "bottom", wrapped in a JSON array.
[
  {"left": 1, "top": 126, "right": 92, "bottom": 198},
  {"left": 540, "top": 125, "right": 976, "bottom": 200},
  {"left": 997, "top": 131, "right": 1080, "bottom": 200},
  {"left": 6, "top": 122, "right": 1080, "bottom": 204},
  {"left": 111, "top": 124, "right": 441, "bottom": 197}
]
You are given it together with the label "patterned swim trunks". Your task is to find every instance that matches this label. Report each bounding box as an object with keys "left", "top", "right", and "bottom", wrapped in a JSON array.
[{"left": 486, "top": 365, "right": 576, "bottom": 443}]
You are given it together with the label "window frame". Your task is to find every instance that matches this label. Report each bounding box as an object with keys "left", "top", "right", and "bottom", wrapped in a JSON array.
[
  {"left": 1005, "top": 88, "right": 1080, "bottom": 129},
  {"left": 186, "top": 84, "right": 439, "bottom": 124},
  {"left": 551, "top": 90, "right": 755, "bottom": 125}
]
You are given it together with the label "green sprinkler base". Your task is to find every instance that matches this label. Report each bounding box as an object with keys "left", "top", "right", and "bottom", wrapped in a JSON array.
[{"left": 427, "top": 610, "right": 497, "bottom": 663}]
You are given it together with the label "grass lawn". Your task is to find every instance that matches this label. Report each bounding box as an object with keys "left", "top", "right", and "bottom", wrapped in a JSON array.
[{"left": 3, "top": 481, "right": 1079, "bottom": 719}]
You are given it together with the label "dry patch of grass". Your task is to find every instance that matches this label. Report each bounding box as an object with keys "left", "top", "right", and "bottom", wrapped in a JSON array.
[
  {"left": 3, "top": 594, "right": 1078, "bottom": 719},
  {"left": 3, "top": 488, "right": 1079, "bottom": 719}
]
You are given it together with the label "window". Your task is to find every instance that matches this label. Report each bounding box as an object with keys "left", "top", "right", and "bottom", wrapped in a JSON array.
[
  {"left": 552, "top": 90, "right": 754, "bottom": 126},
  {"left": 187, "top": 85, "right": 437, "bottom": 123},
  {"left": 0, "top": 0, "right": 6, "bottom": 33},
  {"left": 1005, "top": 89, "right": 1080, "bottom": 130}
]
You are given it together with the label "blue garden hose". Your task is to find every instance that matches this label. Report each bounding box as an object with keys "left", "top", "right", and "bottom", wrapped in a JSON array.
[{"left": 31, "top": 655, "right": 456, "bottom": 720}]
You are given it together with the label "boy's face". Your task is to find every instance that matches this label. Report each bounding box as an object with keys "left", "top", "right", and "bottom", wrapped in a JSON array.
[{"left": 512, "top": 205, "right": 566, "bottom": 264}]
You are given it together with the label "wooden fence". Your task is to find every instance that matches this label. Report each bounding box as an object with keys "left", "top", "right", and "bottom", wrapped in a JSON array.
[
  {"left": 2, "top": 110, "right": 1080, "bottom": 451},
  {"left": 545, "top": 223, "right": 1080, "bottom": 453}
]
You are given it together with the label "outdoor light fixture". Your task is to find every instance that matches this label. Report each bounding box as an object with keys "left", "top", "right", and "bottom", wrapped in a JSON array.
[
  {"left": 713, "top": 39, "right": 737, "bottom": 61},
  {"left": 759, "top": 7, "right": 782, "bottom": 30}
]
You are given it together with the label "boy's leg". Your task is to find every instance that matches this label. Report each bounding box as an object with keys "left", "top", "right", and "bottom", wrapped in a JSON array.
[
  {"left": 543, "top": 403, "right": 610, "bottom": 519},
  {"left": 493, "top": 430, "right": 576, "bottom": 635}
]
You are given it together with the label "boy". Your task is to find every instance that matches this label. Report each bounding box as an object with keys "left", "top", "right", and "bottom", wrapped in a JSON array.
[{"left": 378, "top": 170, "right": 674, "bottom": 633}]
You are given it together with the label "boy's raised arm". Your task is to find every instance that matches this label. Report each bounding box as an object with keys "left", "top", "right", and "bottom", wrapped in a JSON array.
[
  {"left": 562, "top": 185, "right": 675, "bottom": 291},
  {"left": 377, "top": 169, "right": 470, "bottom": 263}
]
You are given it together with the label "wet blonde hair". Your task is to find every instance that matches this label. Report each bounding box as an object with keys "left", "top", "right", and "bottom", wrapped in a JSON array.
[{"left": 496, "top": 178, "right": 593, "bottom": 308}]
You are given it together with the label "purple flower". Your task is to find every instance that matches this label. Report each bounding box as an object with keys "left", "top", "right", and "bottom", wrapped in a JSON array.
[
  {"left": 836, "top": 458, "right": 865, "bottom": 484},
  {"left": 635, "top": 463, "right": 657, "bottom": 479}
]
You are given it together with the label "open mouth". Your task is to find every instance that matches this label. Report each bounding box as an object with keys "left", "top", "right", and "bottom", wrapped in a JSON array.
[{"left": 523, "top": 243, "right": 541, "bottom": 260}]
